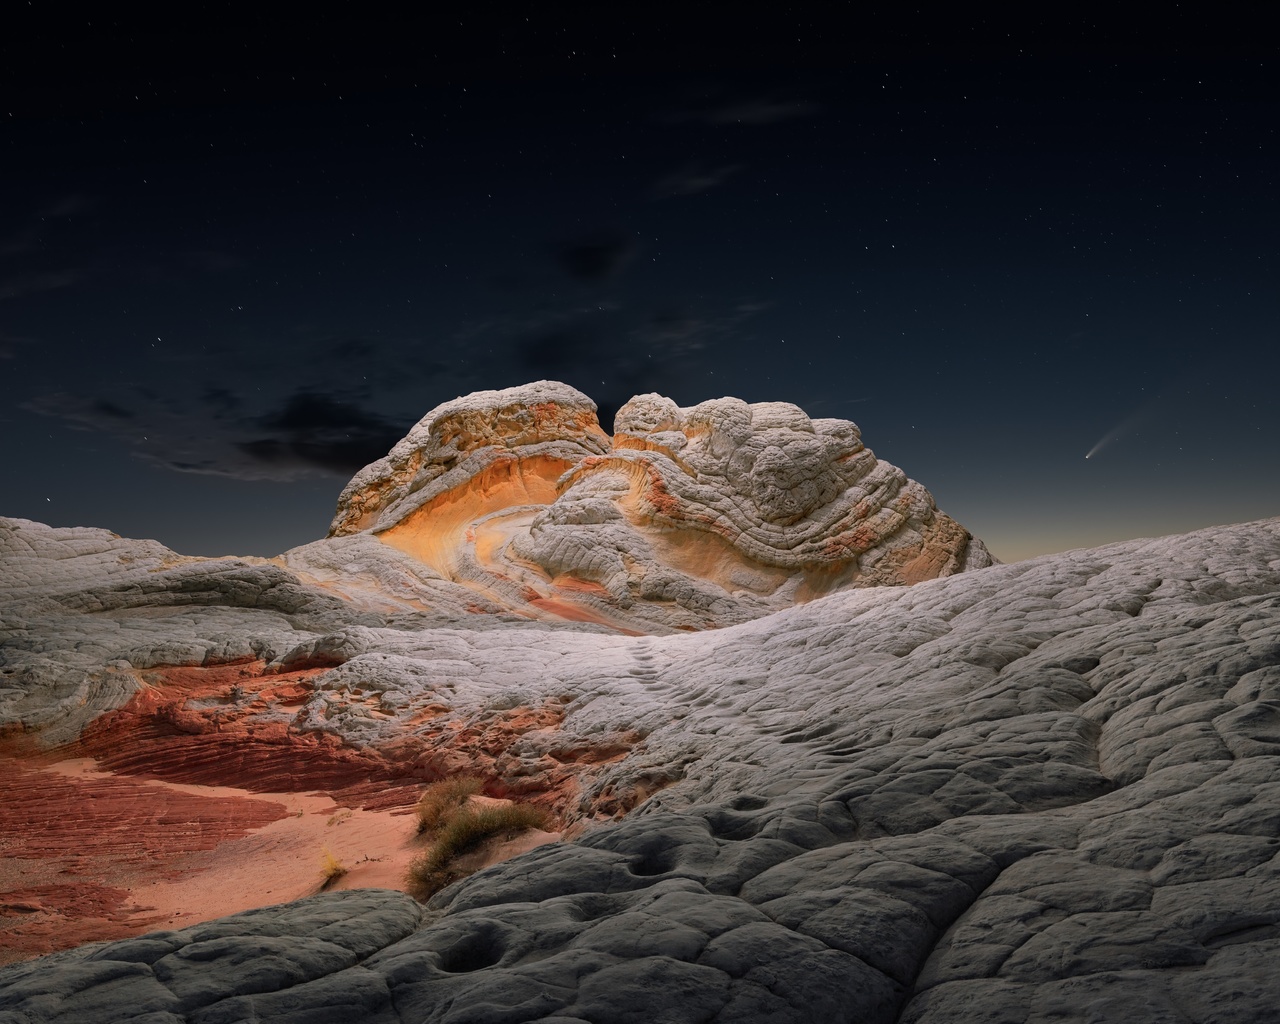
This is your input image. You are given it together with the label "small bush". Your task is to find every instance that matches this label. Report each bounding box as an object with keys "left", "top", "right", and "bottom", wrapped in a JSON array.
[
  {"left": 415, "top": 775, "right": 484, "bottom": 836},
  {"left": 319, "top": 847, "right": 347, "bottom": 888},
  {"left": 406, "top": 803, "right": 549, "bottom": 900}
]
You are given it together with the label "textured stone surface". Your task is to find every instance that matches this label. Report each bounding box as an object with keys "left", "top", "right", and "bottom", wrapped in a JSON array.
[
  {"left": 4, "top": 508, "right": 1280, "bottom": 1020},
  {"left": 321, "top": 381, "right": 993, "bottom": 632},
  {"left": 2, "top": 386, "right": 1278, "bottom": 1022},
  {"left": 329, "top": 381, "right": 612, "bottom": 538}
]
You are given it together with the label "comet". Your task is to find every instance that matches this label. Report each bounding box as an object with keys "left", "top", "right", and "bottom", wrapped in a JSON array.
[
  {"left": 1085, "top": 430, "right": 1121, "bottom": 460},
  {"left": 1085, "top": 396, "right": 1162, "bottom": 460}
]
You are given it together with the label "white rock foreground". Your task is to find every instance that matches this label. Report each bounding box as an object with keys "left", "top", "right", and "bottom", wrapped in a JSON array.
[{"left": 1, "top": 389, "right": 1279, "bottom": 1022}]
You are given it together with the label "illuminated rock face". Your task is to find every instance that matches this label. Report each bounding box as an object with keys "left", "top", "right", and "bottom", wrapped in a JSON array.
[
  {"left": 329, "top": 381, "right": 993, "bottom": 631},
  {"left": 329, "top": 380, "right": 611, "bottom": 539}
]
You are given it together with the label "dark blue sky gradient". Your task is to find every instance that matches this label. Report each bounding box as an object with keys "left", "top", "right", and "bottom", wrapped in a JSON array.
[{"left": 3, "top": 11, "right": 1277, "bottom": 560}]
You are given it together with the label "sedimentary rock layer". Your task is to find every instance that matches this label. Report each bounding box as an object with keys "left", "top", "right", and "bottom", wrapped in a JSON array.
[{"left": 323, "top": 382, "right": 993, "bottom": 631}]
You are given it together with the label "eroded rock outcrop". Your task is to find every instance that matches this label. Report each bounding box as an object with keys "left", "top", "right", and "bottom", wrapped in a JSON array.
[
  {"left": 2, "top": 515, "right": 1279, "bottom": 1022},
  {"left": 325, "top": 382, "right": 992, "bottom": 631},
  {"left": 330, "top": 381, "right": 611, "bottom": 537},
  {"left": 5, "top": 386, "right": 1280, "bottom": 1023}
]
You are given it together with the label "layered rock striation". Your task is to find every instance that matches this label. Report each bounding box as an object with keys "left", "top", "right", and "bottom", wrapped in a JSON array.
[{"left": 324, "top": 382, "right": 992, "bottom": 631}]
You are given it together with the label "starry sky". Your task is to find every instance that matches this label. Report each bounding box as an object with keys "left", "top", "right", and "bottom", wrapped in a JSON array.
[{"left": 3, "top": 10, "right": 1277, "bottom": 562}]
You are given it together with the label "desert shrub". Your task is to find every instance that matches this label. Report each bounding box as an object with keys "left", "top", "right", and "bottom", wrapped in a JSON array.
[
  {"left": 415, "top": 775, "right": 484, "bottom": 836},
  {"left": 406, "top": 802, "right": 549, "bottom": 900},
  {"left": 319, "top": 847, "right": 347, "bottom": 888}
]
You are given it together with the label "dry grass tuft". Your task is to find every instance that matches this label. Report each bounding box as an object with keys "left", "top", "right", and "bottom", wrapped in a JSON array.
[
  {"left": 319, "top": 847, "right": 347, "bottom": 889},
  {"left": 406, "top": 803, "right": 549, "bottom": 900},
  {"left": 415, "top": 775, "right": 484, "bottom": 836}
]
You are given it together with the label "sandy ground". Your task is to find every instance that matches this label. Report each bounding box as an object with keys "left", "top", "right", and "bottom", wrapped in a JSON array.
[
  {"left": 49, "top": 757, "right": 419, "bottom": 928},
  {"left": 0, "top": 755, "right": 559, "bottom": 965}
]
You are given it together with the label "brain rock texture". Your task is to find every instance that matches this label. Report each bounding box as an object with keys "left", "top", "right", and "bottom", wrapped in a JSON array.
[{"left": 3, "top": 384, "right": 1278, "bottom": 1024}]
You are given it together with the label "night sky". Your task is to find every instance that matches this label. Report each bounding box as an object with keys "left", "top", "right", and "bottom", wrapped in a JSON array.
[{"left": 3, "top": 10, "right": 1276, "bottom": 562}]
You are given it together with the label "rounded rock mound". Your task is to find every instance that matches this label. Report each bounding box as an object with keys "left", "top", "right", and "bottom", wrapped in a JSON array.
[{"left": 325, "top": 381, "right": 993, "bottom": 632}]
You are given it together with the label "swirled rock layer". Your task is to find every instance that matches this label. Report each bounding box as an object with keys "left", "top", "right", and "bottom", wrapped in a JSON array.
[{"left": 325, "top": 382, "right": 992, "bottom": 632}]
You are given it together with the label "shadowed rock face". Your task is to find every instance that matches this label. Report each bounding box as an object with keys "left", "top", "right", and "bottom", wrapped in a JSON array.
[
  {"left": 325, "top": 382, "right": 993, "bottom": 632},
  {"left": 3, "top": 408, "right": 1280, "bottom": 1021}
]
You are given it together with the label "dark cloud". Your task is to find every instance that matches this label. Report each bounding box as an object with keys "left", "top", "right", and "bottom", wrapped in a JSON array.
[
  {"left": 26, "top": 384, "right": 414, "bottom": 481},
  {"left": 258, "top": 391, "right": 391, "bottom": 434},
  {"left": 235, "top": 434, "right": 403, "bottom": 476},
  {"left": 201, "top": 386, "right": 240, "bottom": 414},
  {"left": 554, "top": 229, "right": 633, "bottom": 282},
  {"left": 23, "top": 392, "right": 137, "bottom": 433},
  {"left": 238, "top": 390, "right": 412, "bottom": 475},
  {"left": 651, "top": 162, "right": 743, "bottom": 199},
  {"left": 234, "top": 439, "right": 291, "bottom": 464},
  {"left": 21, "top": 291, "right": 760, "bottom": 483},
  {"left": 92, "top": 399, "right": 134, "bottom": 420}
]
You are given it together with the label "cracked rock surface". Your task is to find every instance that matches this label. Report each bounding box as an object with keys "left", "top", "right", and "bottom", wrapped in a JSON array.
[{"left": 3, "top": 511, "right": 1280, "bottom": 1021}]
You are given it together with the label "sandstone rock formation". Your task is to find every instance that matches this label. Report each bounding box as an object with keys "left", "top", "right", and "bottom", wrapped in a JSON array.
[
  {"left": 3, "top": 388, "right": 1279, "bottom": 1023},
  {"left": 321, "top": 381, "right": 993, "bottom": 632}
]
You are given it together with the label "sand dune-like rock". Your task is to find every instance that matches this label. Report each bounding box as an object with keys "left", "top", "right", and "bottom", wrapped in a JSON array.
[
  {"left": 322, "top": 382, "right": 992, "bottom": 631},
  {"left": 3, "top": 504, "right": 1280, "bottom": 1021}
]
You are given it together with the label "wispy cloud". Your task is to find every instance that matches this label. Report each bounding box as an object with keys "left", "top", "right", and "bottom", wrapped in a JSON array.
[
  {"left": 703, "top": 98, "right": 821, "bottom": 125},
  {"left": 0, "top": 196, "right": 95, "bottom": 259},
  {"left": 0, "top": 330, "right": 38, "bottom": 359},
  {"left": 0, "top": 227, "right": 42, "bottom": 259},
  {"left": 0, "top": 270, "right": 86, "bottom": 302},
  {"left": 20, "top": 324, "right": 461, "bottom": 481},
  {"left": 24, "top": 385, "right": 417, "bottom": 481},
  {"left": 660, "top": 95, "right": 821, "bottom": 127},
  {"left": 23, "top": 392, "right": 147, "bottom": 435},
  {"left": 651, "top": 161, "right": 743, "bottom": 198},
  {"left": 43, "top": 195, "right": 95, "bottom": 219},
  {"left": 18, "top": 289, "right": 770, "bottom": 476}
]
